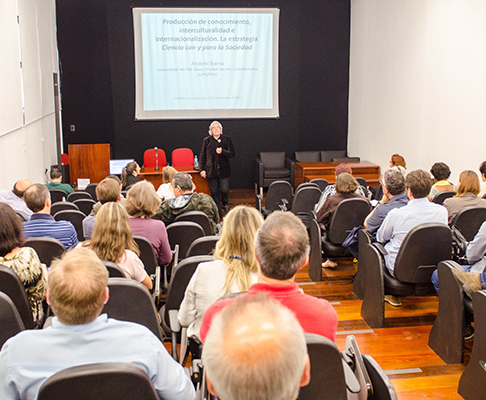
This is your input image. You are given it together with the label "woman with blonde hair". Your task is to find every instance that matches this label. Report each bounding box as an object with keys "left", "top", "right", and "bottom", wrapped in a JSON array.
[
  {"left": 156, "top": 166, "right": 178, "bottom": 200},
  {"left": 82, "top": 202, "right": 152, "bottom": 290},
  {"left": 179, "top": 205, "right": 264, "bottom": 352},
  {"left": 120, "top": 161, "right": 141, "bottom": 190},
  {"left": 444, "top": 170, "right": 486, "bottom": 223},
  {"left": 127, "top": 181, "right": 172, "bottom": 265}
]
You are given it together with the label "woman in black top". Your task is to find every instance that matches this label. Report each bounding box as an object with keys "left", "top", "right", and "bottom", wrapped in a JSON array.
[{"left": 121, "top": 161, "right": 141, "bottom": 191}]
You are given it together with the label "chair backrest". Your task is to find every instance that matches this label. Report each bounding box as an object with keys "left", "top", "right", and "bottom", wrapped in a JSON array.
[
  {"left": 0, "top": 265, "right": 35, "bottom": 329},
  {"left": 172, "top": 148, "right": 194, "bottom": 167},
  {"left": 310, "top": 178, "right": 329, "bottom": 191},
  {"left": 102, "top": 278, "right": 163, "bottom": 342},
  {"left": 175, "top": 211, "right": 212, "bottom": 236},
  {"left": 144, "top": 148, "right": 167, "bottom": 168},
  {"left": 265, "top": 180, "right": 293, "bottom": 213},
  {"left": 320, "top": 150, "right": 346, "bottom": 162},
  {"left": 0, "top": 292, "right": 25, "bottom": 349},
  {"left": 67, "top": 192, "right": 92, "bottom": 202},
  {"left": 296, "top": 182, "right": 320, "bottom": 192},
  {"left": 167, "top": 222, "right": 205, "bottom": 261},
  {"left": 308, "top": 217, "right": 323, "bottom": 282},
  {"left": 49, "top": 189, "right": 66, "bottom": 203},
  {"left": 24, "top": 237, "right": 66, "bottom": 267},
  {"left": 259, "top": 151, "right": 286, "bottom": 168},
  {"left": 451, "top": 205, "right": 486, "bottom": 241},
  {"left": 53, "top": 210, "right": 86, "bottom": 242},
  {"left": 327, "top": 198, "right": 371, "bottom": 244},
  {"left": 355, "top": 177, "right": 367, "bottom": 187},
  {"left": 297, "top": 333, "right": 347, "bottom": 400},
  {"left": 186, "top": 235, "right": 220, "bottom": 258},
  {"left": 432, "top": 190, "right": 456, "bottom": 205},
  {"left": 133, "top": 235, "right": 158, "bottom": 275},
  {"left": 73, "top": 199, "right": 96, "bottom": 216},
  {"left": 362, "top": 354, "right": 398, "bottom": 400},
  {"left": 292, "top": 186, "right": 323, "bottom": 215},
  {"left": 164, "top": 255, "right": 213, "bottom": 328},
  {"left": 295, "top": 151, "right": 320, "bottom": 162},
  {"left": 85, "top": 184, "right": 98, "bottom": 202},
  {"left": 101, "top": 260, "right": 126, "bottom": 278},
  {"left": 37, "top": 362, "right": 159, "bottom": 400},
  {"left": 50, "top": 201, "right": 79, "bottom": 216},
  {"left": 394, "top": 223, "right": 452, "bottom": 283},
  {"left": 374, "top": 183, "right": 384, "bottom": 201}
]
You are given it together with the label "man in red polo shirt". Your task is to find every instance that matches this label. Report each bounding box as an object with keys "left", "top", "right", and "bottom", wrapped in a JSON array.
[{"left": 200, "top": 211, "right": 338, "bottom": 342}]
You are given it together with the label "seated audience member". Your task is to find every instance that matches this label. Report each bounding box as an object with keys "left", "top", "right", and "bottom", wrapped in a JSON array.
[
  {"left": 376, "top": 170, "right": 448, "bottom": 307},
  {"left": 443, "top": 170, "right": 486, "bottom": 223},
  {"left": 179, "top": 206, "right": 263, "bottom": 353},
  {"left": 0, "top": 247, "right": 195, "bottom": 400},
  {"left": 428, "top": 162, "right": 455, "bottom": 200},
  {"left": 365, "top": 169, "right": 408, "bottom": 234},
  {"left": 23, "top": 184, "right": 78, "bottom": 249},
  {"left": 89, "top": 175, "right": 127, "bottom": 216},
  {"left": 0, "top": 203, "right": 47, "bottom": 324},
  {"left": 389, "top": 154, "right": 407, "bottom": 177},
  {"left": 83, "top": 178, "right": 121, "bottom": 240},
  {"left": 317, "top": 173, "right": 371, "bottom": 269},
  {"left": 126, "top": 181, "right": 172, "bottom": 265},
  {"left": 315, "top": 163, "right": 366, "bottom": 213},
  {"left": 82, "top": 202, "right": 152, "bottom": 290},
  {"left": 153, "top": 172, "right": 220, "bottom": 234},
  {"left": 157, "top": 166, "right": 178, "bottom": 200},
  {"left": 44, "top": 167, "right": 74, "bottom": 195},
  {"left": 121, "top": 161, "right": 141, "bottom": 191},
  {"left": 203, "top": 295, "right": 310, "bottom": 400},
  {"left": 479, "top": 161, "right": 486, "bottom": 198},
  {"left": 200, "top": 211, "right": 338, "bottom": 342},
  {"left": 0, "top": 180, "right": 33, "bottom": 221}
]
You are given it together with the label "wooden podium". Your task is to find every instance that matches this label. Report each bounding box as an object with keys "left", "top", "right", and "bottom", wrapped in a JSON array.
[{"left": 68, "top": 144, "right": 110, "bottom": 185}]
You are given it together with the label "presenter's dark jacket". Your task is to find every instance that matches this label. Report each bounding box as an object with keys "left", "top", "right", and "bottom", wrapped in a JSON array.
[{"left": 199, "top": 135, "right": 235, "bottom": 179}]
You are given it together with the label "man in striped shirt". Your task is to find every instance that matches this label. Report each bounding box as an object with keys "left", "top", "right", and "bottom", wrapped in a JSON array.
[{"left": 23, "top": 184, "right": 78, "bottom": 249}]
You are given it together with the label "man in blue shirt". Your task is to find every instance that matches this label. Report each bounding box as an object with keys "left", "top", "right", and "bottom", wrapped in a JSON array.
[
  {"left": 0, "top": 247, "right": 195, "bottom": 400},
  {"left": 376, "top": 169, "right": 448, "bottom": 306},
  {"left": 23, "top": 184, "right": 78, "bottom": 249}
]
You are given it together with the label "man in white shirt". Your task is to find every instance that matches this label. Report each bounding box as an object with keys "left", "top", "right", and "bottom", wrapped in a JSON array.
[
  {"left": 0, "top": 247, "right": 195, "bottom": 400},
  {"left": 376, "top": 169, "right": 448, "bottom": 306},
  {"left": 0, "top": 180, "right": 32, "bottom": 221}
]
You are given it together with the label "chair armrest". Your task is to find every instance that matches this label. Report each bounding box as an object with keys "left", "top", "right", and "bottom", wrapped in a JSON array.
[
  {"left": 169, "top": 309, "right": 181, "bottom": 333},
  {"left": 152, "top": 266, "right": 161, "bottom": 308},
  {"left": 371, "top": 242, "right": 387, "bottom": 256},
  {"left": 342, "top": 359, "right": 361, "bottom": 394}
]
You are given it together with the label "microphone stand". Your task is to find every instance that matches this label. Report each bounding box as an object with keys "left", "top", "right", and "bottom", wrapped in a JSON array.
[{"left": 154, "top": 147, "right": 159, "bottom": 171}]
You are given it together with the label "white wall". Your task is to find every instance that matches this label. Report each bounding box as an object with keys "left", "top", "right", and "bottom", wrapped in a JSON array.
[
  {"left": 348, "top": 0, "right": 486, "bottom": 184},
  {"left": 0, "top": 0, "right": 59, "bottom": 189}
]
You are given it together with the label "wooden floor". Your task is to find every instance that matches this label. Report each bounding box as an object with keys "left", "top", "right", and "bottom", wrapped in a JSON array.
[{"left": 203, "top": 188, "right": 472, "bottom": 399}]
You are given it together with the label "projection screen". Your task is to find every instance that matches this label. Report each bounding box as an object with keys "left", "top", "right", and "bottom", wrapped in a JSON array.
[{"left": 133, "top": 8, "right": 279, "bottom": 120}]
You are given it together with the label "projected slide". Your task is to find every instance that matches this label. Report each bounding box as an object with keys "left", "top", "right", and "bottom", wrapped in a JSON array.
[{"left": 133, "top": 8, "right": 279, "bottom": 120}]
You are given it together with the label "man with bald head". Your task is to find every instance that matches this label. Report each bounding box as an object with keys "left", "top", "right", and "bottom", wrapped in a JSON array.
[
  {"left": 200, "top": 211, "right": 338, "bottom": 342},
  {"left": 203, "top": 295, "right": 310, "bottom": 400},
  {"left": 0, "top": 180, "right": 33, "bottom": 221}
]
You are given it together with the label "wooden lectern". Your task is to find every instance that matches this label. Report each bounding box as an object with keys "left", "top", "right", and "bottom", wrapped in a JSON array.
[{"left": 68, "top": 144, "right": 110, "bottom": 185}]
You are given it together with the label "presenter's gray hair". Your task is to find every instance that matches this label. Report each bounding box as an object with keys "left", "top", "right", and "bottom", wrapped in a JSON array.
[
  {"left": 203, "top": 295, "right": 307, "bottom": 400},
  {"left": 209, "top": 120, "right": 223, "bottom": 135}
]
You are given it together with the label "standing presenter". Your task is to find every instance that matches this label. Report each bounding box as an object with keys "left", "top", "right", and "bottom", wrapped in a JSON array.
[{"left": 199, "top": 121, "right": 235, "bottom": 219}]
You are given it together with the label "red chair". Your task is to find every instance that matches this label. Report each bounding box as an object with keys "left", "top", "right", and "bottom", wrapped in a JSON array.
[
  {"left": 172, "top": 148, "right": 194, "bottom": 167},
  {"left": 144, "top": 149, "right": 167, "bottom": 168}
]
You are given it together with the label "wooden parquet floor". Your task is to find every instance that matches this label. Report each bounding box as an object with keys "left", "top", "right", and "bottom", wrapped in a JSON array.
[{"left": 185, "top": 188, "right": 472, "bottom": 399}]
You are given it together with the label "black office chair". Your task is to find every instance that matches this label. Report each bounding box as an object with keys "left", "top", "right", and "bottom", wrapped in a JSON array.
[
  {"left": 352, "top": 229, "right": 373, "bottom": 300},
  {"left": 296, "top": 182, "right": 320, "bottom": 192},
  {"left": 67, "top": 192, "right": 92, "bottom": 202},
  {"left": 255, "top": 151, "right": 294, "bottom": 195},
  {"left": 0, "top": 265, "right": 37, "bottom": 329},
  {"left": 175, "top": 211, "right": 212, "bottom": 236},
  {"left": 49, "top": 189, "right": 66, "bottom": 203},
  {"left": 167, "top": 222, "right": 205, "bottom": 264},
  {"left": 50, "top": 201, "right": 79, "bottom": 216},
  {"left": 186, "top": 236, "right": 220, "bottom": 258},
  {"left": 0, "top": 292, "right": 25, "bottom": 349},
  {"left": 308, "top": 217, "right": 323, "bottom": 282},
  {"left": 102, "top": 278, "right": 164, "bottom": 342},
  {"left": 73, "top": 199, "right": 96, "bottom": 216},
  {"left": 24, "top": 237, "right": 66, "bottom": 268},
  {"left": 53, "top": 210, "right": 86, "bottom": 242},
  {"left": 257, "top": 180, "right": 293, "bottom": 216},
  {"left": 37, "top": 363, "right": 159, "bottom": 400},
  {"left": 458, "top": 290, "right": 486, "bottom": 400},
  {"left": 101, "top": 260, "right": 126, "bottom": 278},
  {"left": 292, "top": 186, "right": 322, "bottom": 215},
  {"left": 132, "top": 235, "right": 161, "bottom": 306},
  {"left": 321, "top": 198, "right": 371, "bottom": 259},
  {"left": 85, "top": 183, "right": 98, "bottom": 202},
  {"left": 360, "top": 223, "right": 452, "bottom": 328},
  {"left": 310, "top": 178, "right": 329, "bottom": 192},
  {"left": 432, "top": 190, "right": 456, "bottom": 205},
  {"left": 450, "top": 205, "right": 486, "bottom": 240},
  {"left": 355, "top": 177, "right": 367, "bottom": 188}
]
